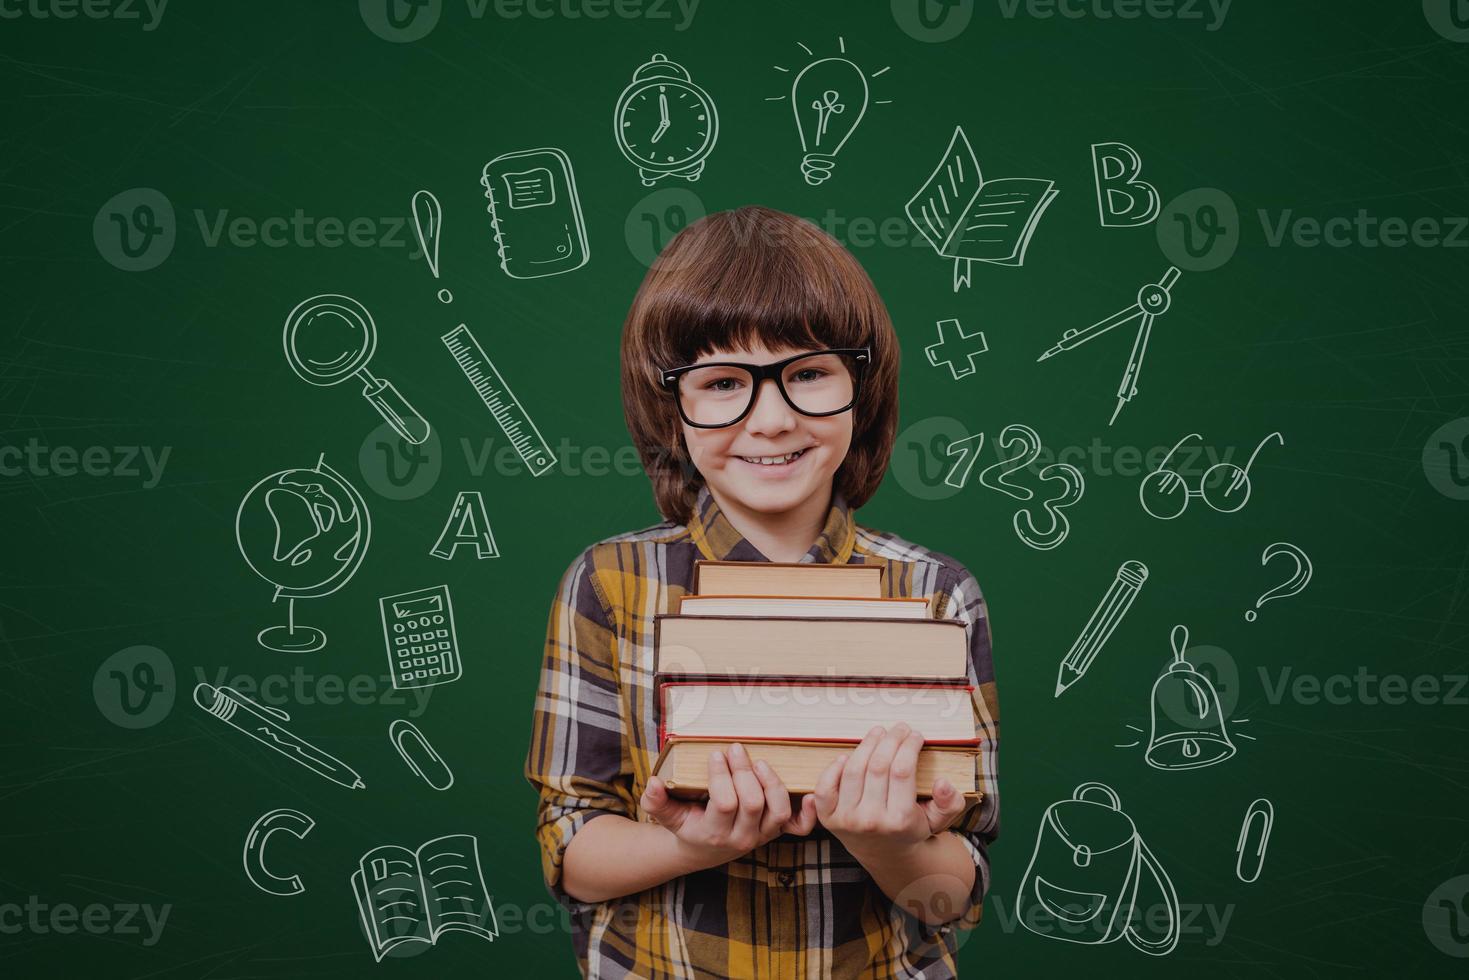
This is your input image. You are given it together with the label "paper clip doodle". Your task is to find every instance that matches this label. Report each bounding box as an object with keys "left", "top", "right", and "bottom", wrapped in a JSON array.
[
  {"left": 1235, "top": 798, "right": 1274, "bottom": 883},
  {"left": 389, "top": 719, "right": 455, "bottom": 791}
]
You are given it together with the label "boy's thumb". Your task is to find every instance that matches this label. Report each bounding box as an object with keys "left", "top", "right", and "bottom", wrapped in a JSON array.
[{"left": 642, "top": 776, "right": 690, "bottom": 830}]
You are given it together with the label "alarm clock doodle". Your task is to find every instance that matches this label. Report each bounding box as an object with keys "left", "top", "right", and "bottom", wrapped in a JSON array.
[{"left": 614, "top": 53, "right": 720, "bottom": 186}]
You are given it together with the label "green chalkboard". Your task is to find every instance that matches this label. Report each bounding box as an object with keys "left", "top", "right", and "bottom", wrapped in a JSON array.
[{"left": 5, "top": 1, "right": 1469, "bottom": 976}]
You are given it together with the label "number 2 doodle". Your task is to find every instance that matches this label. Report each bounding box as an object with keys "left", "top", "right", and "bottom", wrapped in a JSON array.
[{"left": 973, "top": 424, "right": 1086, "bottom": 550}]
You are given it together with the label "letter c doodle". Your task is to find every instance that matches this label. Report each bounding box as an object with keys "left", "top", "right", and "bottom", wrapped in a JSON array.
[{"left": 243, "top": 808, "right": 315, "bottom": 896}]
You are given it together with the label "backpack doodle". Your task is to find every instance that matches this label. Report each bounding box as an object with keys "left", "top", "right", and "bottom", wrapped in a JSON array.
[{"left": 1016, "top": 781, "right": 1180, "bottom": 955}]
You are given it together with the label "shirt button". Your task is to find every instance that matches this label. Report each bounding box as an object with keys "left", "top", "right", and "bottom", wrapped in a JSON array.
[{"left": 777, "top": 871, "right": 795, "bottom": 887}]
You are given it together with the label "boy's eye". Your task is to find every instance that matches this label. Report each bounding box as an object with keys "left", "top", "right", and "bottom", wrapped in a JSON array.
[
  {"left": 789, "top": 367, "right": 828, "bottom": 384},
  {"left": 704, "top": 376, "right": 745, "bottom": 392}
]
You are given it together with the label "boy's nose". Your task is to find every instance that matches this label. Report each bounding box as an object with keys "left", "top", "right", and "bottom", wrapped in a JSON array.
[{"left": 743, "top": 377, "right": 796, "bottom": 435}]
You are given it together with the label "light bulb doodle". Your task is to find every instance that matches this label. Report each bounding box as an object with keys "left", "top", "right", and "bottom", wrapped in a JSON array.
[{"left": 766, "top": 37, "right": 891, "bottom": 185}]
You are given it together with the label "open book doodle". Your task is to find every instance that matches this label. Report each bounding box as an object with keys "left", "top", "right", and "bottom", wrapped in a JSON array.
[
  {"left": 906, "top": 126, "right": 1059, "bottom": 291},
  {"left": 351, "top": 833, "right": 498, "bottom": 961}
]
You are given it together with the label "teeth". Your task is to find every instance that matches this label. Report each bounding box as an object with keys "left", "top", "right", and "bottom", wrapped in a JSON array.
[{"left": 741, "top": 449, "right": 806, "bottom": 465}]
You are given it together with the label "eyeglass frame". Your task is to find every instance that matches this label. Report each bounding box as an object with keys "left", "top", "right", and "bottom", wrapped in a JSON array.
[{"left": 658, "top": 347, "right": 872, "bottom": 429}]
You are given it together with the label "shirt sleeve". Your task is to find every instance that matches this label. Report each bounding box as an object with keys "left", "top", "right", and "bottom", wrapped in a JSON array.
[
  {"left": 523, "top": 548, "right": 637, "bottom": 916},
  {"left": 910, "top": 566, "right": 1001, "bottom": 943}
]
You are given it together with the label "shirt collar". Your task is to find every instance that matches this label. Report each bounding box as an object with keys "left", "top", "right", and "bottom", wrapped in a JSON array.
[{"left": 687, "top": 484, "right": 857, "bottom": 564}]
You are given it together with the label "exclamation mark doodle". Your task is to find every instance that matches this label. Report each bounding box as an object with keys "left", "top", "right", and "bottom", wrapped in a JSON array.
[{"left": 412, "top": 189, "right": 452, "bottom": 304}]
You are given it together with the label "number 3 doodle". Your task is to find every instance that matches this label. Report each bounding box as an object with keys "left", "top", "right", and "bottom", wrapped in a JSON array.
[{"left": 976, "top": 424, "right": 1086, "bottom": 550}]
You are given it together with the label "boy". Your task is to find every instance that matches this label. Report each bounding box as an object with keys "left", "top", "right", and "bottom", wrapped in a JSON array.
[{"left": 524, "top": 206, "right": 999, "bottom": 978}]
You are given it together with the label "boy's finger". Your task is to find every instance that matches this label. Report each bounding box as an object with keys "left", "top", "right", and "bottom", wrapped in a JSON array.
[
  {"left": 725, "top": 743, "right": 767, "bottom": 842},
  {"left": 920, "top": 778, "right": 970, "bottom": 834},
  {"left": 861, "top": 724, "right": 909, "bottom": 815},
  {"left": 705, "top": 750, "right": 739, "bottom": 833},
  {"left": 812, "top": 756, "right": 844, "bottom": 820},
  {"left": 782, "top": 794, "right": 819, "bottom": 836},
  {"left": 886, "top": 728, "right": 924, "bottom": 819},
  {"left": 642, "top": 776, "right": 695, "bottom": 833},
  {"left": 752, "top": 759, "right": 792, "bottom": 837},
  {"left": 839, "top": 727, "right": 884, "bottom": 812}
]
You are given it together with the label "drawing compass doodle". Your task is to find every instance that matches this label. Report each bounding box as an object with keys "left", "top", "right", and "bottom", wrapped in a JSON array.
[{"left": 1037, "top": 267, "right": 1181, "bottom": 425}]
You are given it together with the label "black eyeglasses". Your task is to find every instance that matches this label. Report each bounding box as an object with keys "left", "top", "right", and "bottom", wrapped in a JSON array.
[{"left": 659, "top": 347, "right": 870, "bottom": 429}]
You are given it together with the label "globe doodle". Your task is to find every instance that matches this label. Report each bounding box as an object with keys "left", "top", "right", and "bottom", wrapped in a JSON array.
[{"left": 235, "top": 454, "right": 371, "bottom": 652}]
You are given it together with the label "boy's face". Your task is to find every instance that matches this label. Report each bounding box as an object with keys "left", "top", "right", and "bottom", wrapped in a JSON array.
[{"left": 680, "top": 342, "right": 854, "bottom": 518}]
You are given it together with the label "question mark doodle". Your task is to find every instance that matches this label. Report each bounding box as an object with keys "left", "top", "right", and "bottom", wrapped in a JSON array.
[
  {"left": 1247, "top": 542, "right": 1312, "bottom": 622},
  {"left": 412, "top": 189, "right": 452, "bottom": 304}
]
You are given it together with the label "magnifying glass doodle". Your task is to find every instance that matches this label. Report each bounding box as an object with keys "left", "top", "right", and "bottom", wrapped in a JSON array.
[{"left": 283, "top": 294, "right": 431, "bottom": 445}]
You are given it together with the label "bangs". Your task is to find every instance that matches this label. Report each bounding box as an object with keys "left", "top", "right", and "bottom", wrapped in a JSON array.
[{"left": 640, "top": 209, "right": 875, "bottom": 369}]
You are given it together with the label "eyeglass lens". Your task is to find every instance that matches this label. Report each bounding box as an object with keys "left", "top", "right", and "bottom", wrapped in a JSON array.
[{"left": 675, "top": 352, "right": 859, "bottom": 427}]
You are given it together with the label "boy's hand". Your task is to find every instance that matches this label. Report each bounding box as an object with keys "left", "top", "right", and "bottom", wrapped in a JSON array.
[
  {"left": 641, "top": 742, "right": 818, "bottom": 871},
  {"left": 812, "top": 724, "right": 969, "bottom": 862}
]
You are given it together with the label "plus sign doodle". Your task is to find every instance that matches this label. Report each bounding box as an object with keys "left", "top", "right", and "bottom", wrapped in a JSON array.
[{"left": 925, "top": 318, "right": 989, "bottom": 380}]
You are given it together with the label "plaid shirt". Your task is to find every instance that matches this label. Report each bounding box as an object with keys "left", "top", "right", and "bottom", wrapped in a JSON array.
[{"left": 524, "top": 485, "right": 1000, "bottom": 979}]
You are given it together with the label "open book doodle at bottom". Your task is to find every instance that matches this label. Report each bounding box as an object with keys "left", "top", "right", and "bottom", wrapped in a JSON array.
[{"left": 351, "top": 833, "right": 498, "bottom": 961}]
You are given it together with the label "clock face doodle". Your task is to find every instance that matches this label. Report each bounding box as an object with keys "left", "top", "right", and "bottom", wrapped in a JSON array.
[{"left": 614, "top": 53, "right": 719, "bottom": 186}]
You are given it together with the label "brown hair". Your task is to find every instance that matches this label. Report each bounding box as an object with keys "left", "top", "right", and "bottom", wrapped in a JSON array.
[{"left": 621, "top": 205, "right": 900, "bottom": 525}]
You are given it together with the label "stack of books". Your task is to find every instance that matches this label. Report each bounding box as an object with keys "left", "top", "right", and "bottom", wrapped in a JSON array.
[{"left": 650, "top": 560, "right": 982, "bottom": 802}]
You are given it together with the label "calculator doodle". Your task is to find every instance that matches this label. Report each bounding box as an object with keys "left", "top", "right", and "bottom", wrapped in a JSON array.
[{"left": 380, "top": 586, "right": 461, "bottom": 690}]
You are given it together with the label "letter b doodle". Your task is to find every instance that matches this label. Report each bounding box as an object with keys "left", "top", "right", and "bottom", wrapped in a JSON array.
[{"left": 1091, "top": 142, "right": 1160, "bottom": 228}]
